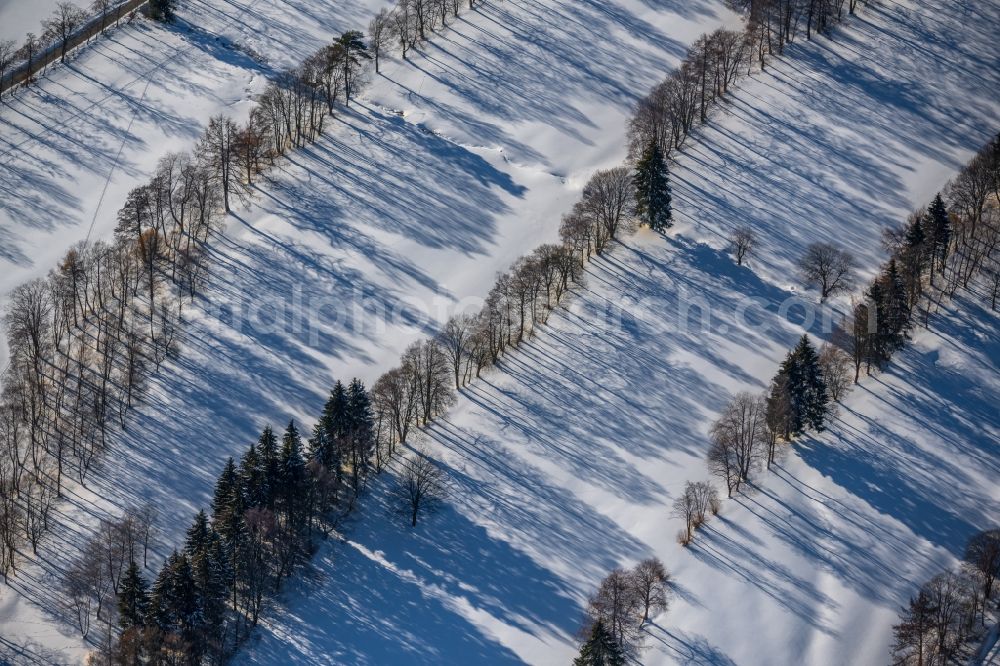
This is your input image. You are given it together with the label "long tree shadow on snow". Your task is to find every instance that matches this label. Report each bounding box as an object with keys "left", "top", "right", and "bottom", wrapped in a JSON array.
[
  {"left": 240, "top": 468, "right": 586, "bottom": 665},
  {"left": 795, "top": 294, "right": 1000, "bottom": 566},
  {"left": 670, "top": 0, "right": 1000, "bottom": 286}
]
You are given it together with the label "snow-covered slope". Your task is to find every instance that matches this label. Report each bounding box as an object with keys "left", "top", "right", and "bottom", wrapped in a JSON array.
[
  {"left": 236, "top": 283, "right": 999, "bottom": 666},
  {"left": 1, "top": 0, "right": 997, "bottom": 661},
  {"left": 228, "top": 1, "right": 1000, "bottom": 665},
  {"left": 0, "top": 0, "right": 66, "bottom": 41},
  {"left": 0, "top": 0, "right": 396, "bottom": 364},
  {"left": 0, "top": 0, "right": 739, "bottom": 660}
]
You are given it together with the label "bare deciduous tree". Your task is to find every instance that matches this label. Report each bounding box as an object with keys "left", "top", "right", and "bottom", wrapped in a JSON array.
[
  {"left": 396, "top": 446, "right": 447, "bottom": 527},
  {"left": 586, "top": 568, "right": 642, "bottom": 653},
  {"left": 91, "top": 0, "right": 113, "bottom": 33},
  {"left": 673, "top": 480, "right": 721, "bottom": 545},
  {"left": 402, "top": 339, "right": 454, "bottom": 426},
  {"left": 198, "top": 115, "right": 240, "bottom": 212},
  {"left": 437, "top": 314, "right": 472, "bottom": 390},
  {"left": 369, "top": 9, "right": 393, "bottom": 73},
  {"left": 798, "top": 242, "right": 855, "bottom": 299},
  {"left": 892, "top": 587, "right": 936, "bottom": 666},
  {"left": 818, "top": 342, "right": 852, "bottom": 403},
  {"left": 44, "top": 3, "right": 86, "bottom": 64},
  {"left": 19, "top": 34, "right": 41, "bottom": 81},
  {"left": 964, "top": 529, "right": 1000, "bottom": 603},
  {"left": 730, "top": 225, "right": 756, "bottom": 266},
  {"left": 0, "top": 40, "right": 16, "bottom": 96},
  {"left": 631, "top": 558, "right": 669, "bottom": 623},
  {"left": 580, "top": 167, "right": 634, "bottom": 244},
  {"left": 708, "top": 392, "right": 767, "bottom": 496},
  {"left": 672, "top": 482, "right": 697, "bottom": 545}
]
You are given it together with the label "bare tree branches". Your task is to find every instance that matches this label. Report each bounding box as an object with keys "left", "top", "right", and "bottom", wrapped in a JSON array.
[
  {"left": 582, "top": 559, "right": 671, "bottom": 655},
  {"left": 672, "top": 480, "right": 720, "bottom": 544},
  {"left": 395, "top": 446, "right": 447, "bottom": 527},
  {"left": 730, "top": 225, "right": 756, "bottom": 266},
  {"left": 43, "top": 3, "right": 87, "bottom": 64},
  {"left": 798, "top": 242, "right": 856, "bottom": 299},
  {"left": 708, "top": 392, "right": 768, "bottom": 497}
]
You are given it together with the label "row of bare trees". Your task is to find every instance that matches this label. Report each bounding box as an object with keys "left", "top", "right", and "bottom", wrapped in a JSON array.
[
  {"left": 369, "top": 167, "right": 638, "bottom": 466},
  {"left": 0, "top": 155, "right": 217, "bottom": 580},
  {"left": 60, "top": 505, "right": 158, "bottom": 649},
  {"left": 0, "top": 20, "right": 388, "bottom": 583},
  {"left": 628, "top": 0, "right": 870, "bottom": 158},
  {"left": 732, "top": 0, "right": 871, "bottom": 56},
  {"left": 837, "top": 134, "right": 1000, "bottom": 383},
  {"left": 368, "top": 0, "right": 484, "bottom": 65},
  {"left": 0, "top": 0, "right": 145, "bottom": 97},
  {"left": 892, "top": 530, "right": 1000, "bottom": 666},
  {"left": 577, "top": 558, "right": 670, "bottom": 659}
]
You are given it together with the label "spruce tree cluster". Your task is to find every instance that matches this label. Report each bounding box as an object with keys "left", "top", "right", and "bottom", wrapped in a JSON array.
[
  {"left": 634, "top": 141, "right": 672, "bottom": 231},
  {"left": 768, "top": 335, "right": 828, "bottom": 439},
  {"left": 847, "top": 189, "right": 958, "bottom": 381},
  {"left": 859, "top": 252, "right": 918, "bottom": 374},
  {"left": 311, "top": 379, "right": 374, "bottom": 494},
  {"left": 114, "top": 378, "right": 375, "bottom": 662}
]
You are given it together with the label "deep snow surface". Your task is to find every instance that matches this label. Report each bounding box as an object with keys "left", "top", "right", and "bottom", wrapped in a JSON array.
[
  {"left": 0, "top": 0, "right": 66, "bottom": 41},
  {"left": 0, "top": 0, "right": 740, "bottom": 660},
  {"left": 0, "top": 0, "right": 997, "bottom": 662},
  {"left": 0, "top": 0, "right": 396, "bottom": 364},
  {"left": 233, "top": 1, "right": 1000, "bottom": 665}
]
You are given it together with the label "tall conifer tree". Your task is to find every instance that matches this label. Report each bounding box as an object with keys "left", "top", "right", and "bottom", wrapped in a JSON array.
[
  {"left": 574, "top": 620, "right": 627, "bottom": 666},
  {"left": 118, "top": 560, "right": 149, "bottom": 630},
  {"left": 634, "top": 141, "right": 672, "bottom": 231},
  {"left": 927, "top": 193, "right": 951, "bottom": 273}
]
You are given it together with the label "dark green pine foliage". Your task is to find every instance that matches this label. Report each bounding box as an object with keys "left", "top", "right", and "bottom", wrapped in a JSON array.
[
  {"left": 117, "top": 560, "right": 149, "bottom": 630},
  {"left": 257, "top": 425, "right": 280, "bottom": 509},
  {"left": 878, "top": 259, "right": 910, "bottom": 354},
  {"left": 634, "top": 141, "right": 672, "bottom": 232},
  {"left": 901, "top": 216, "right": 927, "bottom": 305},
  {"left": 239, "top": 441, "right": 265, "bottom": 508},
  {"left": 210, "top": 458, "right": 238, "bottom": 523},
  {"left": 211, "top": 457, "right": 244, "bottom": 549},
  {"left": 904, "top": 214, "right": 926, "bottom": 272},
  {"left": 280, "top": 421, "right": 307, "bottom": 521},
  {"left": 865, "top": 279, "right": 891, "bottom": 370},
  {"left": 795, "top": 335, "right": 828, "bottom": 432},
  {"left": 147, "top": 552, "right": 180, "bottom": 633},
  {"left": 574, "top": 620, "right": 627, "bottom": 666},
  {"left": 168, "top": 553, "right": 205, "bottom": 656},
  {"left": 774, "top": 335, "right": 828, "bottom": 436},
  {"left": 311, "top": 381, "right": 349, "bottom": 472},
  {"left": 334, "top": 31, "right": 371, "bottom": 105},
  {"left": 774, "top": 350, "right": 803, "bottom": 436},
  {"left": 927, "top": 193, "right": 951, "bottom": 272},
  {"left": 185, "top": 510, "right": 211, "bottom": 556},
  {"left": 191, "top": 534, "right": 229, "bottom": 653},
  {"left": 148, "top": 0, "right": 177, "bottom": 22},
  {"left": 905, "top": 214, "right": 925, "bottom": 249},
  {"left": 346, "top": 378, "right": 374, "bottom": 490}
]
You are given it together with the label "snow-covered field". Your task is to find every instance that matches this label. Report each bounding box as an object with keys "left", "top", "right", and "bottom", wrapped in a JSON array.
[
  {"left": 237, "top": 260, "right": 1000, "bottom": 666},
  {"left": 0, "top": 0, "right": 741, "bottom": 661},
  {"left": 0, "top": 0, "right": 67, "bottom": 41},
  {"left": 0, "top": 0, "right": 396, "bottom": 364},
  {"left": 0, "top": 0, "right": 997, "bottom": 662},
  {"left": 231, "top": 1, "right": 1000, "bottom": 665}
]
